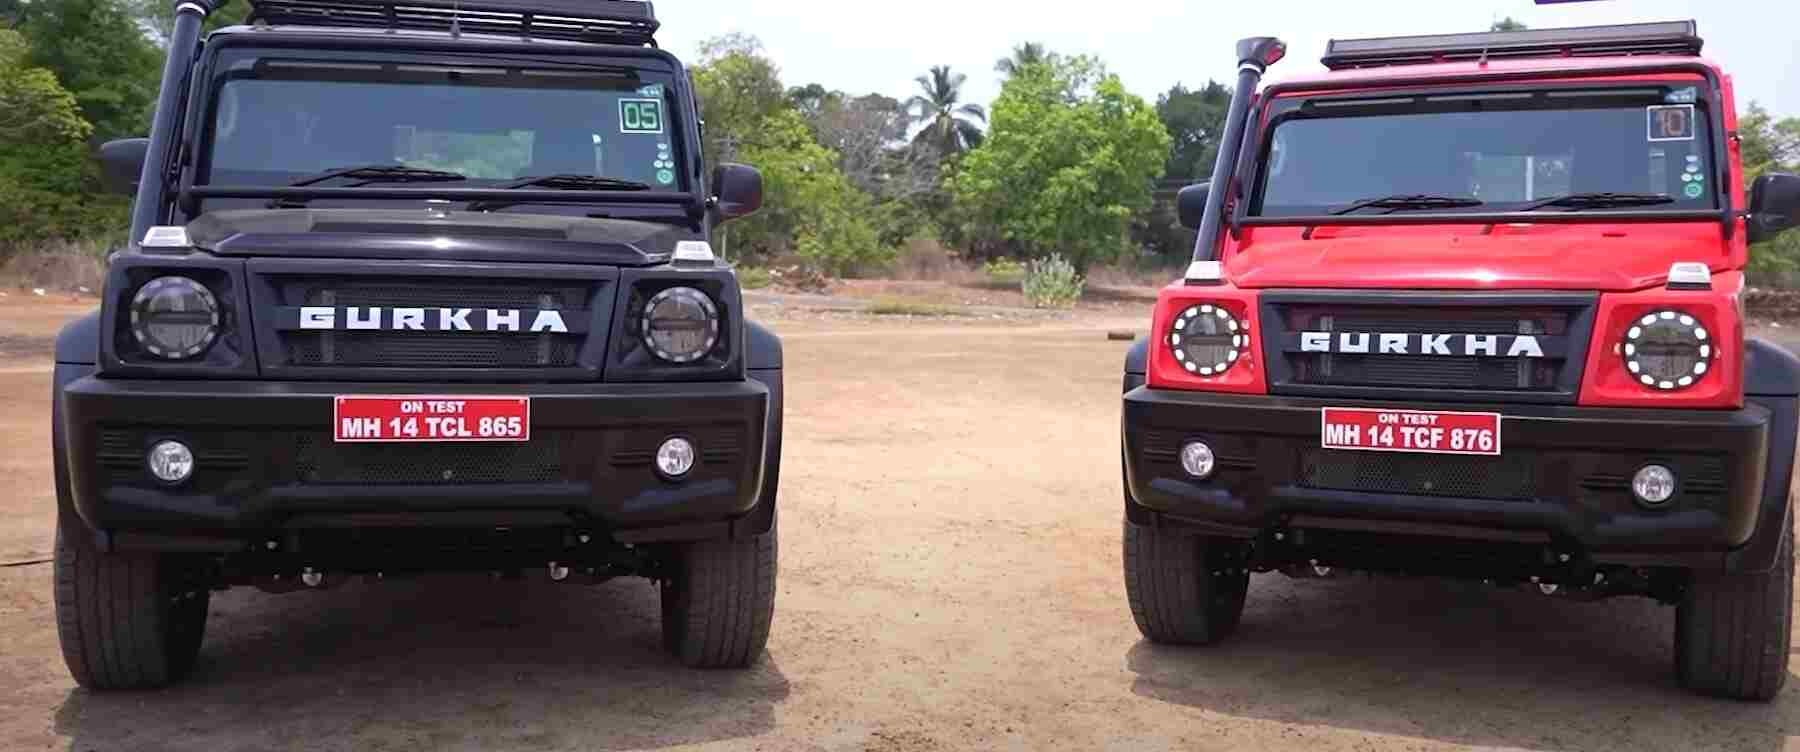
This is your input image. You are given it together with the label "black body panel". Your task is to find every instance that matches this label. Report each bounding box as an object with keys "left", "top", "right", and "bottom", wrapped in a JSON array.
[
  {"left": 1122, "top": 387, "right": 1790, "bottom": 572},
  {"left": 60, "top": 376, "right": 772, "bottom": 540}
]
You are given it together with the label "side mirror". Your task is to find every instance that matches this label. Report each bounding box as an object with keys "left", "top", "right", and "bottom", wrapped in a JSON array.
[
  {"left": 1176, "top": 182, "right": 1210, "bottom": 230},
  {"left": 97, "top": 138, "right": 150, "bottom": 196},
  {"left": 711, "top": 163, "right": 763, "bottom": 221},
  {"left": 1748, "top": 173, "right": 1800, "bottom": 244}
]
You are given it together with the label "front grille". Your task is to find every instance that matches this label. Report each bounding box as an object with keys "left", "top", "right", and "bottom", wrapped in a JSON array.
[
  {"left": 1262, "top": 294, "right": 1595, "bottom": 402},
  {"left": 1298, "top": 447, "right": 1540, "bottom": 500},
  {"left": 293, "top": 432, "right": 568, "bottom": 485},
  {"left": 285, "top": 332, "right": 583, "bottom": 368},
  {"left": 266, "top": 274, "right": 599, "bottom": 373}
]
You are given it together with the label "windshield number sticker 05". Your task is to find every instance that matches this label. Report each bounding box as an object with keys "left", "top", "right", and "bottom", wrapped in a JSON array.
[
  {"left": 1320, "top": 407, "right": 1501, "bottom": 456},
  {"left": 334, "top": 396, "right": 530, "bottom": 443}
]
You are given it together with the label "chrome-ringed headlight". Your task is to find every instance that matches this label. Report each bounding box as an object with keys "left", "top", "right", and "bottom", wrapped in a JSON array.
[
  {"left": 1168, "top": 303, "right": 1245, "bottom": 376},
  {"left": 1622, "top": 309, "right": 1711, "bottom": 390},
  {"left": 130, "top": 276, "right": 220, "bottom": 360},
  {"left": 641, "top": 286, "right": 720, "bottom": 363}
]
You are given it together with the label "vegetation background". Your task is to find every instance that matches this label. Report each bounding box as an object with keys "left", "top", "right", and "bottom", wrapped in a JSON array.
[{"left": 1, "top": 6, "right": 1797, "bottom": 292}]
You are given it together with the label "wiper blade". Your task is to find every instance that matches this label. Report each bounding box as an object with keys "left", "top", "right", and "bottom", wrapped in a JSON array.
[
  {"left": 1330, "top": 194, "right": 1485, "bottom": 215},
  {"left": 470, "top": 174, "right": 654, "bottom": 212},
  {"left": 495, "top": 174, "right": 654, "bottom": 191},
  {"left": 1516, "top": 192, "right": 1676, "bottom": 211},
  {"left": 286, "top": 164, "right": 469, "bottom": 187}
]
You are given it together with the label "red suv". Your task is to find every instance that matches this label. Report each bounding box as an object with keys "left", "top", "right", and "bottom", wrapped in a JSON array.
[{"left": 1121, "top": 22, "right": 1800, "bottom": 700}]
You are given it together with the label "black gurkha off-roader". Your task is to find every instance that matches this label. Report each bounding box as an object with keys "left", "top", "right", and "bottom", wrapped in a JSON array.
[
  {"left": 1122, "top": 24, "right": 1800, "bottom": 700},
  {"left": 53, "top": 0, "right": 783, "bottom": 688}
]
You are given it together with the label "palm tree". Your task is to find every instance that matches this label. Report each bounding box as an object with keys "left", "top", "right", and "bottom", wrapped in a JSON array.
[
  {"left": 994, "top": 42, "right": 1052, "bottom": 77},
  {"left": 906, "top": 65, "right": 986, "bottom": 157}
]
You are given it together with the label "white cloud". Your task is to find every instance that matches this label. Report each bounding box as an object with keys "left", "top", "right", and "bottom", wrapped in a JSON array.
[{"left": 655, "top": 0, "right": 1800, "bottom": 117}]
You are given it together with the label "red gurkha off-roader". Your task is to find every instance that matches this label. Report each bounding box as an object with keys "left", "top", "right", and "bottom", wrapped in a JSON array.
[{"left": 1121, "top": 22, "right": 1800, "bottom": 700}]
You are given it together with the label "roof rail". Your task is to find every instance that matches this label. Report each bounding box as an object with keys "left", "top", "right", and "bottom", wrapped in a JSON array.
[
  {"left": 246, "top": 0, "right": 659, "bottom": 46},
  {"left": 1321, "top": 20, "right": 1701, "bottom": 70}
]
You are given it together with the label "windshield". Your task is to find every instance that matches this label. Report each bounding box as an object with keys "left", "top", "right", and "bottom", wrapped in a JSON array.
[
  {"left": 200, "top": 51, "right": 685, "bottom": 194},
  {"left": 1252, "top": 85, "right": 1717, "bottom": 217}
]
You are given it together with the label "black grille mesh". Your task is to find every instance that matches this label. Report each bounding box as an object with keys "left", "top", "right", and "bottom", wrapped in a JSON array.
[
  {"left": 285, "top": 332, "right": 582, "bottom": 368},
  {"left": 1298, "top": 447, "right": 1539, "bottom": 500},
  {"left": 288, "top": 279, "right": 588, "bottom": 309},
  {"left": 1273, "top": 304, "right": 1582, "bottom": 393},
  {"left": 294, "top": 432, "right": 566, "bottom": 485}
]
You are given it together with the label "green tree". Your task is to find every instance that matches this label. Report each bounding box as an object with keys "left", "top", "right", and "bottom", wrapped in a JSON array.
[
  {"left": 19, "top": 0, "right": 163, "bottom": 140},
  {"left": 1157, "top": 81, "right": 1232, "bottom": 182},
  {"left": 132, "top": 0, "right": 253, "bottom": 46},
  {"left": 906, "top": 65, "right": 986, "bottom": 158},
  {"left": 731, "top": 109, "right": 886, "bottom": 274},
  {"left": 0, "top": 28, "right": 127, "bottom": 247},
  {"left": 1491, "top": 18, "right": 1528, "bottom": 32},
  {"left": 994, "top": 41, "right": 1053, "bottom": 77},
  {"left": 951, "top": 56, "right": 1170, "bottom": 270},
  {"left": 1740, "top": 103, "right": 1800, "bottom": 281},
  {"left": 690, "top": 33, "right": 787, "bottom": 176}
]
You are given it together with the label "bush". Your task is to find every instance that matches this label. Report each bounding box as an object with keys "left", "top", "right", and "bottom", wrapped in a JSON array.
[
  {"left": 1021, "top": 254, "right": 1084, "bottom": 309},
  {"left": 982, "top": 258, "right": 1025, "bottom": 285},
  {"left": 735, "top": 266, "right": 772, "bottom": 290}
]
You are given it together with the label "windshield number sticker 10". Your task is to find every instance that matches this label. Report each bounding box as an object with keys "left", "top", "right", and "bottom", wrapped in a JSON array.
[
  {"left": 334, "top": 396, "right": 530, "bottom": 443},
  {"left": 1320, "top": 407, "right": 1501, "bottom": 456}
]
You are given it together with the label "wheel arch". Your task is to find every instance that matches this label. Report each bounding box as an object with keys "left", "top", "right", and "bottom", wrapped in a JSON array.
[{"left": 737, "top": 320, "right": 782, "bottom": 539}]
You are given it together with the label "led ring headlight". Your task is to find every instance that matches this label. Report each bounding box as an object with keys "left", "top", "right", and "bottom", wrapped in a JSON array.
[
  {"left": 1622, "top": 309, "right": 1711, "bottom": 390},
  {"left": 1167, "top": 304, "right": 1245, "bottom": 376},
  {"left": 130, "top": 276, "right": 220, "bottom": 360},
  {"left": 641, "top": 286, "right": 720, "bottom": 363}
]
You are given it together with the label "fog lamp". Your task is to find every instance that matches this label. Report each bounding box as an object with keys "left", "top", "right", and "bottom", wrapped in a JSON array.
[
  {"left": 1180, "top": 441, "right": 1216, "bottom": 480},
  {"left": 656, "top": 437, "right": 696, "bottom": 478},
  {"left": 147, "top": 440, "right": 195, "bottom": 484},
  {"left": 1631, "top": 464, "right": 1677, "bottom": 506}
]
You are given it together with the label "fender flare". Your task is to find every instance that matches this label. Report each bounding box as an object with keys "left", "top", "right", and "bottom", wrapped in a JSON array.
[
  {"left": 1123, "top": 336, "right": 1149, "bottom": 393},
  {"left": 736, "top": 320, "right": 783, "bottom": 539},
  {"left": 55, "top": 310, "right": 101, "bottom": 365}
]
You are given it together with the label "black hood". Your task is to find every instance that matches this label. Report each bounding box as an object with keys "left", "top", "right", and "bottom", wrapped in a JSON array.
[{"left": 186, "top": 208, "right": 693, "bottom": 266}]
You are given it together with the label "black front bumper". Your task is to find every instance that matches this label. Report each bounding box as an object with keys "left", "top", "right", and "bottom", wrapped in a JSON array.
[
  {"left": 61, "top": 374, "right": 772, "bottom": 544},
  {"left": 1123, "top": 387, "right": 1795, "bottom": 572}
]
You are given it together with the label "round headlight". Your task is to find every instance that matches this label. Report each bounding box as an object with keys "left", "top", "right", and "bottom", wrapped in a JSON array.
[
  {"left": 1622, "top": 310, "right": 1710, "bottom": 390},
  {"left": 641, "top": 286, "right": 719, "bottom": 363},
  {"left": 1168, "top": 304, "right": 1245, "bottom": 376},
  {"left": 131, "top": 276, "right": 220, "bottom": 359}
]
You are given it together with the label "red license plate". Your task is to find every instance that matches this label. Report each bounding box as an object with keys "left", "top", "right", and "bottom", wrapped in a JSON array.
[
  {"left": 333, "top": 396, "right": 530, "bottom": 443},
  {"left": 1320, "top": 407, "right": 1501, "bottom": 456}
]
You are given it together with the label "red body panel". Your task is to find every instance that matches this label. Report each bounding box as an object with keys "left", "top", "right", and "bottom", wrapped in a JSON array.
[{"left": 1148, "top": 54, "right": 1750, "bottom": 407}]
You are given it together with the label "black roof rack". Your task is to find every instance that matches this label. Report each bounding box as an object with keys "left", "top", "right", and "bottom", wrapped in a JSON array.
[
  {"left": 1322, "top": 20, "right": 1701, "bottom": 70},
  {"left": 245, "top": 0, "right": 659, "bottom": 46}
]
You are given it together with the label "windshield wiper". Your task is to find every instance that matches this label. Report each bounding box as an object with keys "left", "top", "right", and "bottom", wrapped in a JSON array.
[
  {"left": 1515, "top": 192, "right": 1676, "bottom": 212},
  {"left": 270, "top": 165, "right": 469, "bottom": 208},
  {"left": 1329, "top": 194, "right": 1485, "bottom": 215},
  {"left": 286, "top": 164, "right": 469, "bottom": 187},
  {"left": 469, "top": 174, "right": 654, "bottom": 212}
]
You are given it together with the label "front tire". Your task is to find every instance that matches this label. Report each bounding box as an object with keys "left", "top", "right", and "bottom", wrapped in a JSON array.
[
  {"left": 53, "top": 520, "right": 210, "bottom": 690},
  {"left": 658, "top": 518, "right": 778, "bottom": 668},
  {"left": 1675, "top": 524, "right": 1793, "bottom": 701},
  {"left": 1123, "top": 518, "right": 1248, "bottom": 645}
]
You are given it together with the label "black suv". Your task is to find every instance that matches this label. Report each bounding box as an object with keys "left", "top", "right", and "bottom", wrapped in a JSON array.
[{"left": 52, "top": 0, "right": 783, "bottom": 689}]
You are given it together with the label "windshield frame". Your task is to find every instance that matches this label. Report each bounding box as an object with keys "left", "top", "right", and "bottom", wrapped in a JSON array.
[
  {"left": 1232, "top": 65, "right": 1734, "bottom": 231},
  {"left": 175, "top": 31, "right": 703, "bottom": 218}
]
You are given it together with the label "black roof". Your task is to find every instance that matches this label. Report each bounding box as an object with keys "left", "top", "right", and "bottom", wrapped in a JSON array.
[
  {"left": 245, "top": 0, "right": 659, "bottom": 46},
  {"left": 1322, "top": 20, "right": 1702, "bottom": 70}
]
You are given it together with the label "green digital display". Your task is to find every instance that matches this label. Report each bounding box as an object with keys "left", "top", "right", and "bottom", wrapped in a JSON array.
[{"left": 620, "top": 98, "right": 664, "bottom": 134}]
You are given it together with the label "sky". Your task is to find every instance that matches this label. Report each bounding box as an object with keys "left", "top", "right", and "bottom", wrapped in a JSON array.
[{"left": 653, "top": 0, "right": 1800, "bottom": 119}]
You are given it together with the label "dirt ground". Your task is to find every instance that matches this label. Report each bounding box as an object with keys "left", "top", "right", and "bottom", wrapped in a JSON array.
[{"left": 4, "top": 292, "right": 1800, "bottom": 751}]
